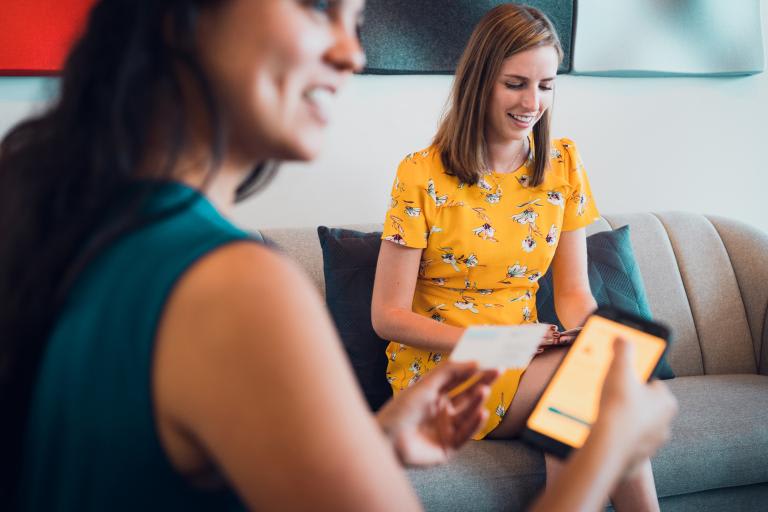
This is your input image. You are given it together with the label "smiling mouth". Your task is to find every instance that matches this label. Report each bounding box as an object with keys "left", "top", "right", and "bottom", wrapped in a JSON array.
[
  {"left": 508, "top": 113, "right": 536, "bottom": 123},
  {"left": 304, "top": 87, "right": 336, "bottom": 124}
]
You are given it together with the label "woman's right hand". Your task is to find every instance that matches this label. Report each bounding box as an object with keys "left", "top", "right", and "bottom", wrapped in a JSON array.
[
  {"left": 595, "top": 338, "right": 678, "bottom": 473},
  {"left": 376, "top": 361, "right": 499, "bottom": 468}
]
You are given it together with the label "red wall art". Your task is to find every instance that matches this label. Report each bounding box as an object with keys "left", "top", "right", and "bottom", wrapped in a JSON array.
[{"left": 0, "top": 1, "right": 96, "bottom": 75}]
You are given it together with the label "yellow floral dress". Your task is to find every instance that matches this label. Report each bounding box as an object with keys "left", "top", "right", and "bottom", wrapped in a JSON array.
[{"left": 381, "top": 137, "right": 600, "bottom": 439}]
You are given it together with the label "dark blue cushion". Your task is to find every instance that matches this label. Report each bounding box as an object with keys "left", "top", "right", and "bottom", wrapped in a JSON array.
[
  {"left": 318, "top": 226, "right": 392, "bottom": 411},
  {"left": 536, "top": 225, "right": 675, "bottom": 379}
]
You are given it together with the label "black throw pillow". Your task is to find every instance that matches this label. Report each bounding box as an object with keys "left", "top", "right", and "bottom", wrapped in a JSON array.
[{"left": 317, "top": 227, "right": 392, "bottom": 411}]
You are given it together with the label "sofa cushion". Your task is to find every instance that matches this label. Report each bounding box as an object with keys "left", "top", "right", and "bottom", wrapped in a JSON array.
[
  {"left": 536, "top": 225, "right": 675, "bottom": 379},
  {"left": 317, "top": 226, "right": 391, "bottom": 411},
  {"left": 407, "top": 374, "right": 768, "bottom": 511},
  {"left": 409, "top": 440, "right": 544, "bottom": 511},
  {"left": 652, "top": 374, "right": 768, "bottom": 497}
]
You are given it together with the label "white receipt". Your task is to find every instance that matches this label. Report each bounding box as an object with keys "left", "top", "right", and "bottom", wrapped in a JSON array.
[{"left": 450, "top": 324, "right": 550, "bottom": 369}]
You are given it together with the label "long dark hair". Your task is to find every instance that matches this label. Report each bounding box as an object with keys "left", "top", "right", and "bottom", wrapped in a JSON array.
[{"left": 0, "top": 0, "right": 272, "bottom": 501}]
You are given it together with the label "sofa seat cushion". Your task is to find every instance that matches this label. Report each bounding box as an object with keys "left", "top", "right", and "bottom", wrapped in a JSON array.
[
  {"left": 653, "top": 374, "right": 768, "bottom": 498},
  {"left": 408, "top": 440, "right": 545, "bottom": 511},
  {"left": 407, "top": 374, "right": 768, "bottom": 511}
]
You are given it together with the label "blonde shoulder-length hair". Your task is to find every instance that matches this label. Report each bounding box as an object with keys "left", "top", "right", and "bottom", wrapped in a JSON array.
[{"left": 433, "top": 4, "right": 563, "bottom": 187}]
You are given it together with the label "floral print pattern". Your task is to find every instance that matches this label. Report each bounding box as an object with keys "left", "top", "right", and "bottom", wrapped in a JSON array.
[{"left": 381, "top": 137, "right": 600, "bottom": 439}]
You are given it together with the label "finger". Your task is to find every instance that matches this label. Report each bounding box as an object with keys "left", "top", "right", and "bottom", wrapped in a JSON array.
[
  {"left": 447, "top": 367, "right": 499, "bottom": 401},
  {"left": 450, "top": 385, "right": 486, "bottom": 421},
  {"left": 429, "top": 362, "right": 494, "bottom": 400},
  {"left": 612, "top": 337, "right": 633, "bottom": 361},
  {"left": 449, "top": 369, "right": 495, "bottom": 407},
  {"left": 425, "top": 361, "right": 481, "bottom": 394},
  {"left": 449, "top": 405, "right": 488, "bottom": 449},
  {"left": 450, "top": 381, "right": 491, "bottom": 417},
  {"left": 606, "top": 337, "right": 634, "bottom": 379},
  {"left": 436, "top": 395, "right": 454, "bottom": 456}
]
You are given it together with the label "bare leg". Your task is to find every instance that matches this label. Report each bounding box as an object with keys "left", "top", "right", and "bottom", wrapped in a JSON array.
[
  {"left": 486, "top": 347, "right": 569, "bottom": 439},
  {"left": 486, "top": 348, "right": 572, "bottom": 494},
  {"left": 609, "top": 459, "right": 660, "bottom": 512}
]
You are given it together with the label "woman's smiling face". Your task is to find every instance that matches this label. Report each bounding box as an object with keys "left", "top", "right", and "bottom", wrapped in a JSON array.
[
  {"left": 197, "top": 0, "right": 366, "bottom": 163},
  {"left": 485, "top": 45, "right": 559, "bottom": 145}
]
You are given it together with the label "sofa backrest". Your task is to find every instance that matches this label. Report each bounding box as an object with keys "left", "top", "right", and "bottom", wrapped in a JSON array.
[{"left": 259, "top": 212, "right": 766, "bottom": 378}]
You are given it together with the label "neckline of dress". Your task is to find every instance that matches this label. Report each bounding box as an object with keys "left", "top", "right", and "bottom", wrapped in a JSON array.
[{"left": 486, "top": 134, "right": 534, "bottom": 177}]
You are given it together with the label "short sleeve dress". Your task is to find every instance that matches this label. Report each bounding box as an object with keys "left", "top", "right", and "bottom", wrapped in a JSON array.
[{"left": 381, "top": 137, "right": 600, "bottom": 439}]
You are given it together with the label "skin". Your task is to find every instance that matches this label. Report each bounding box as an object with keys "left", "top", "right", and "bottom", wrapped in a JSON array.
[
  {"left": 133, "top": 0, "right": 679, "bottom": 509},
  {"left": 529, "top": 339, "right": 678, "bottom": 512},
  {"left": 484, "top": 46, "right": 558, "bottom": 174},
  {"left": 372, "top": 46, "right": 661, "bottom": 511},
  {"left": 149, "top": 1, "right": 498, "bottom": 510}
]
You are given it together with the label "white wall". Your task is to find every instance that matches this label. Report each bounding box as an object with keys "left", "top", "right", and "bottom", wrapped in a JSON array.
[{"left": 1, "top": 1, "right": 767, "bottom": 234}]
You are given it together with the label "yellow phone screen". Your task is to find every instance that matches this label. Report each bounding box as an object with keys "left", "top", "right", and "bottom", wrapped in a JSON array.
[{"left": 526, "top": 315, "right": 667, "bottom": 449}]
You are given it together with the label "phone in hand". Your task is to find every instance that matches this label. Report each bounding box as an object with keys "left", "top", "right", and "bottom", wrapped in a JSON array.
[{"left": 521, "top": 306, "right": 671, "bottom": 459}]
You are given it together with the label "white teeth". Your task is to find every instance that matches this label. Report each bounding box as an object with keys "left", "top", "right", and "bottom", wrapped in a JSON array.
[
  {"left": 305, "top": 88, "right": 335, "bottom": 120},
  {"left": 510, "top": 113, "right": 535, "bottom": 123}
]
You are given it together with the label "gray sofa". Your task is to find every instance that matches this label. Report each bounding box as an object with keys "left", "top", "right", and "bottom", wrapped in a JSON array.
[{"left": 259, "top": 212, "right": 768, "bottom": 511}]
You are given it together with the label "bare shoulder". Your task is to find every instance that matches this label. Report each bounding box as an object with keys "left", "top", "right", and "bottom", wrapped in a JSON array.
[
  {"left": 176, "top": 240, "right": 316, "bottom": 303},
  {"left": 152, "top": 241, "right": 413, "bottom": 509},
  {"left": 153, "top": 239, "right": 333, "bottom": 419}
]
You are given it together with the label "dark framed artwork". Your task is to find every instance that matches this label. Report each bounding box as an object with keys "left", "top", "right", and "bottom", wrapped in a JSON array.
[
  {"left": 0, "top": 1, "right": 95, "bottom": 76},
  {"left": 360, "top": 1, "right": 574, "bottom": 74}
]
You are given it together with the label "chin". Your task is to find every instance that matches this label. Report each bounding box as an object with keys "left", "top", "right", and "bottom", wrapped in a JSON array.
[{"left": 274, "top": 136, "right": 324, "bottom": 162}]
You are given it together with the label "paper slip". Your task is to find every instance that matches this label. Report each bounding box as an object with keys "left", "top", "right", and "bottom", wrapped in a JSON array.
[{"left": 450, "top": 324, "right": 550, "bottom": 369}]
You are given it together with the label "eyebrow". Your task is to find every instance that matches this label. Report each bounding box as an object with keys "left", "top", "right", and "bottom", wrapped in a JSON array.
[{"left": 503, "top": 74, "right": 556, "bottom": 81}]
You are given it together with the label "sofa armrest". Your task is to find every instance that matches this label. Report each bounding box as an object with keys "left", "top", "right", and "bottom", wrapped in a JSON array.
[{"left": 708, "top": 216, "right": 768, "bottom": 375}]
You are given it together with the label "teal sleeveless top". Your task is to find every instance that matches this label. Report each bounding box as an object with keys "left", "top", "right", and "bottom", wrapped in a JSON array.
[{"left": 19, "top": 182, "right": 255, "bottom": 511}]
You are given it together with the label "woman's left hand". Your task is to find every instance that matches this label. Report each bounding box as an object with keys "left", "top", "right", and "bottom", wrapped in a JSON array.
[
  {"left": 535, "top": 325, "right": 582, "bottom": 354},
  {"left": 376, "top": 362, "right": 499, "bottom": 467}
]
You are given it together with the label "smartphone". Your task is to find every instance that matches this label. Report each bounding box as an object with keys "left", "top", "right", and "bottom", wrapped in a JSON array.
[{"left": 521, "top": 306, "right": 670, "bottom": 459}]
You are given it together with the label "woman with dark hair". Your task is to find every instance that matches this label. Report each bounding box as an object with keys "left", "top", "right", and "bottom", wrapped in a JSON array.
[
  {"left": 0, "top": 1, "right": 499, "bottom": 510},
  {"left": 0, "top": 0, "right": 676, "bottom": 510},
  {"left": 372, "top": 3, "right": 662, "bottom": 510}
]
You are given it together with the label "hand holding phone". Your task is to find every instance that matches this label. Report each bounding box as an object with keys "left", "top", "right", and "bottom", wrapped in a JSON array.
[
  {"left": 595, "top": 338, "right": 678, "bottom": 473},
  {"left": 522, "top": 307, "right": 672, "bottom": 458}
]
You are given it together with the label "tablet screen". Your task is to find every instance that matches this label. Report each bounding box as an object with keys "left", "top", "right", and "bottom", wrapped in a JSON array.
[{"left": 526, "top": 314, "right": 667, "bottom": 449}]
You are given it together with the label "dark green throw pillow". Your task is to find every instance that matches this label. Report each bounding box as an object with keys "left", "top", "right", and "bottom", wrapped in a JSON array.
[
  {"left": 536, "top": 225, "right": 675, "bottom": 379},
  {"left": 317, "top": 226, "right": 392, "bottom": 411}
]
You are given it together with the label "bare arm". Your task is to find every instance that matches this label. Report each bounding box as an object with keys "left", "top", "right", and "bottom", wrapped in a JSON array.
[
  {"left": 371, "top": 240, "right": 464, "bottom": 353},
  {"left": 154, "top": 243, "right": 422, "bottom": 511},
  {"left": 530, "top": 422, "right": 628, "bottom": 512},
  {"left": 551, "top": 228, "right": 597, "bottom": 329}
]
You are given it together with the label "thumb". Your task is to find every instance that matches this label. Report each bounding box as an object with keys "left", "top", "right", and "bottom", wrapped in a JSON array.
[
  {"left": 611, "top": 337, "right": 634, "bottom": 368},
  {"left": 427, "top": 361, "right": 480, "bottom": 393},
  {"left": 605, "top": 337, "right": 634, "bottom": 383}
]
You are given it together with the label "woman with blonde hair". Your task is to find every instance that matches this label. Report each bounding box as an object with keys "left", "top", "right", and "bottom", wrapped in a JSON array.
[{"left": 372, "top": 4, "right": 662, "bottom": 509}]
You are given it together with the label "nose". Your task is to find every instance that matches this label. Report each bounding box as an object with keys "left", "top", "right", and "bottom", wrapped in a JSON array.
[
  {"left": 326, "top": 23, "right": 366, "bottom": 73},
  {"left": 521, "top": 86, "right": 540, "bottom": 112}
]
